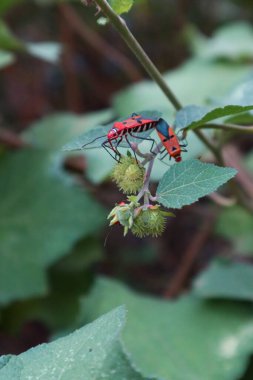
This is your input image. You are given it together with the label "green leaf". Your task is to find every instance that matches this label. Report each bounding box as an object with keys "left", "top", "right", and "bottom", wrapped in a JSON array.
[
  {"left": 224, "top": 112, "right": 253, "bottom": 125},
  {"left": 218, "top": 77, "right": 253, "bottom": 124},
  {"left": 63, "top": 125, "right": 110, "bottom": 151},
  {"left": 2, "top": 237, "right": 103, "bottom": 333},
  {"left": 174, "top": 104, "right": 253, "bottom": 130},
  {"left": 0, "top": 150, "right": 105, "bottom": 305},
  {"left": 81, "top": 277, "right": 253, "bottom": 380},
  {"left": 156, "top": 159, "right": 237, "bottom": 209},
  {"left": 0, "top": 306, "right": 131, "bottom": 380},
  {"left": 109, "top": 0, "right": 134, "bottom": 14},
  {"left": 193, "top": 22, "right": 253, "bottom": 61},
  {"left": 221, "top": 77, "right": 253, "bottom": 107},
  {"left": 0, "top": 20, "right": 62, "bottom": 63},
  {"left": 23, "top": 111, "right": 112, "bottom": 150},
  {"left": 215, "top": 206, "right": 253, "bottom": 255},
  {"left": 0, "top": 20, "right": 24, "bottom": 51},
  {"left": 194, "top": 260, "right": 253, "bottom": 301},
  {"left": 49, "top": 237, "right": 103, "bottom": 294},
  {"left": 0, "top": 306, "right": 156, "bottom": 380},
  {"left": 147, "top": 129, "right": 214, "bottom": 182},
  {"left": 0, "top": 49, "right": 15, "bottom": 69},
  {"left": 0, "top": 0, "right": 24, "bottom": 15},
  {"left": 113, "top": 58, "right": 252, "bottom": 120},
  {"left": 24, "top": 111, "right": 114, "bottom": 184},
  {"left": 101, "top": 341, "right": 158, "bottom": 380}
]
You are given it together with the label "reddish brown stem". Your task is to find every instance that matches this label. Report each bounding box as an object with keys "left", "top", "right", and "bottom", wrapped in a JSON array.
[
  {"left": 59, "top": 5, "right": 83, "bottom": 112},
  {"left": 164, "top": 213, "right": 216, "bottom": 298},
  {"left": 60, "top": 3, "right": 142, "bottom": 82}
]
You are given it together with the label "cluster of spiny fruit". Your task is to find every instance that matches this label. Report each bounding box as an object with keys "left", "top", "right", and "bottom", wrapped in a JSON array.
[{"left": 108, "top": 156, "right": 174, "bottom": 238}]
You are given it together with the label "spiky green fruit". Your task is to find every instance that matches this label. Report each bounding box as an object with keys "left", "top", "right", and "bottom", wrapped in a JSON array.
[
  {"left": 131, "top": 205, "right": 174, "bottom": 238},
  {"left": 111, "top": 156, "right": 145, "bottom": 194}
]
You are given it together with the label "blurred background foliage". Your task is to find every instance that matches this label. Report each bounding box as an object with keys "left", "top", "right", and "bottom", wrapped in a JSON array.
[{"left": 0, "top": 0, "right": 253, "bottom": 379}]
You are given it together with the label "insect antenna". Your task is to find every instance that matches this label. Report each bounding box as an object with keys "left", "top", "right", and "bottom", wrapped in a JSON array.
[{"left": 81, "top": 134, "right": 108, "bottom": 149}]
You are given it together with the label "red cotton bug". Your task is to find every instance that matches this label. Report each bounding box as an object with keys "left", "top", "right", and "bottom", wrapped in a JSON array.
[
  {"left": 81, "top": 111, "right": 187, "bottom": 162},
  {"left": 82, "top": 111, "right": 161, "bottom": 162},
  {"left": 156, "top": 126, "right": 182, "bottom": 162},
  {"left": 155, "top": 119, "right": 187, "bottom": 162}
]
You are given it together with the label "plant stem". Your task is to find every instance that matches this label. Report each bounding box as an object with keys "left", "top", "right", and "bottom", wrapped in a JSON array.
[
  {"left": 92, "top": 0, "right": 182, "bottom": 110},
  {"left": 90, "top": 0, "right": 252, "bottom": 211},
  {"left": 90, "top": 0, "right": 225, "bottom": 166},
  {"left": 136, "top": 157, "right": 155, "bottom": 202},
  {"left": 60, "top": 3, "right": 142, "bottom": 82},
  {"left": 195, "top": 123, "right": 253, "bottom": 133}
]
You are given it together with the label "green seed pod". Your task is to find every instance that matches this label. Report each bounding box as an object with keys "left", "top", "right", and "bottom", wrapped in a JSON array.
[
  {"left": 111, "top": 156, "right": 145, "bottom": 194},
  {"left": 131, "top": 206, "right": 171, "bottom": 238},
  {"left": 111, "top": 156, "right": 136, "bottom": 184}
]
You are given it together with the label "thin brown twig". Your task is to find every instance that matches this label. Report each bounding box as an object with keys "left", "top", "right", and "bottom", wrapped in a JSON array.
[
  {"left": 163, "top": 212, "right": 217, "bottom": 298},
  {"left": 60, "top": 3, "right": 142, "bottom": 82},
  {"left": 87, "top": 0, "right": 253, "bottom": 214},
  {"left": 90, "top": 0, "right": 232, "bottom": 171},
  {"left": 59, "top": 5, "right": 83, "bottom": 112},
  {"left": 208, "top": 192, "right": 236, "bottom": 207},
  {"left": 64, "top": 155, "right": 86, "bottom": 173},
  {"left": 195, "top": 122, "right": 253, "bottom": 133},
  {"left": 92, "top": 0, "right": 182, "bottom": 110}
]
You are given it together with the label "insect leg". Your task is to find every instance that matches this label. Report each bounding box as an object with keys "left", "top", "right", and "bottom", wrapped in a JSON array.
[
  {"left": 102, "top": 141, "right": 120, "bottom": 162},
  {"left": 124, "top": 134, "right": 139, "bottom": 163},
  {"left": 108, "top": 138, "right": 122, "bottom": 161},
  {"left": 114, "top": 137, "right": 123, "bottom": 161},
  {"left": 160, "top": 150, "right": 170, "bottom": 161},
  {"left": 128, "top": 131, "right": 157, "bottom": 154},
  {"left": 177, "top": 130, "right": 188, "bottom": 147}
]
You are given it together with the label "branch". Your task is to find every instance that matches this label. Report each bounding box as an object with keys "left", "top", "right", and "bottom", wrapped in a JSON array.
[
  {"left": 59, "top": 3, "right": 142, "bottom": 82},
  {"left": 91, "top": 0, "right": 182, "bottom": 110},
  {"left": 88, "top": 0, "right": 229, "bottom": 167},
  {"left": 87, "top": 0, "right": 253, "bottom": 207},
  {"left": 208, "top": 192, "right": 236, "bottom": 207},
  {"left": 164, "top": 211, "right": 216, "bottom": 298},
  {"left": 195, "top": 123, "right": 253, "bottom": 134}
]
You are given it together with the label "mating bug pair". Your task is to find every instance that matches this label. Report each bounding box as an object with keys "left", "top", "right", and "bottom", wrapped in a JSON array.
[{"left": 82, "top": 111, "right": 187, "bottom": 162}]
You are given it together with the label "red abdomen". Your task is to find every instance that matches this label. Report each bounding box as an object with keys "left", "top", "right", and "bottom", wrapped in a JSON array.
[
  {"left": 114, "top": 115, "right": 156, "bottom": 133},
  {"left": 157, "top": 126, "right": 182, "bottom": 162}
]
